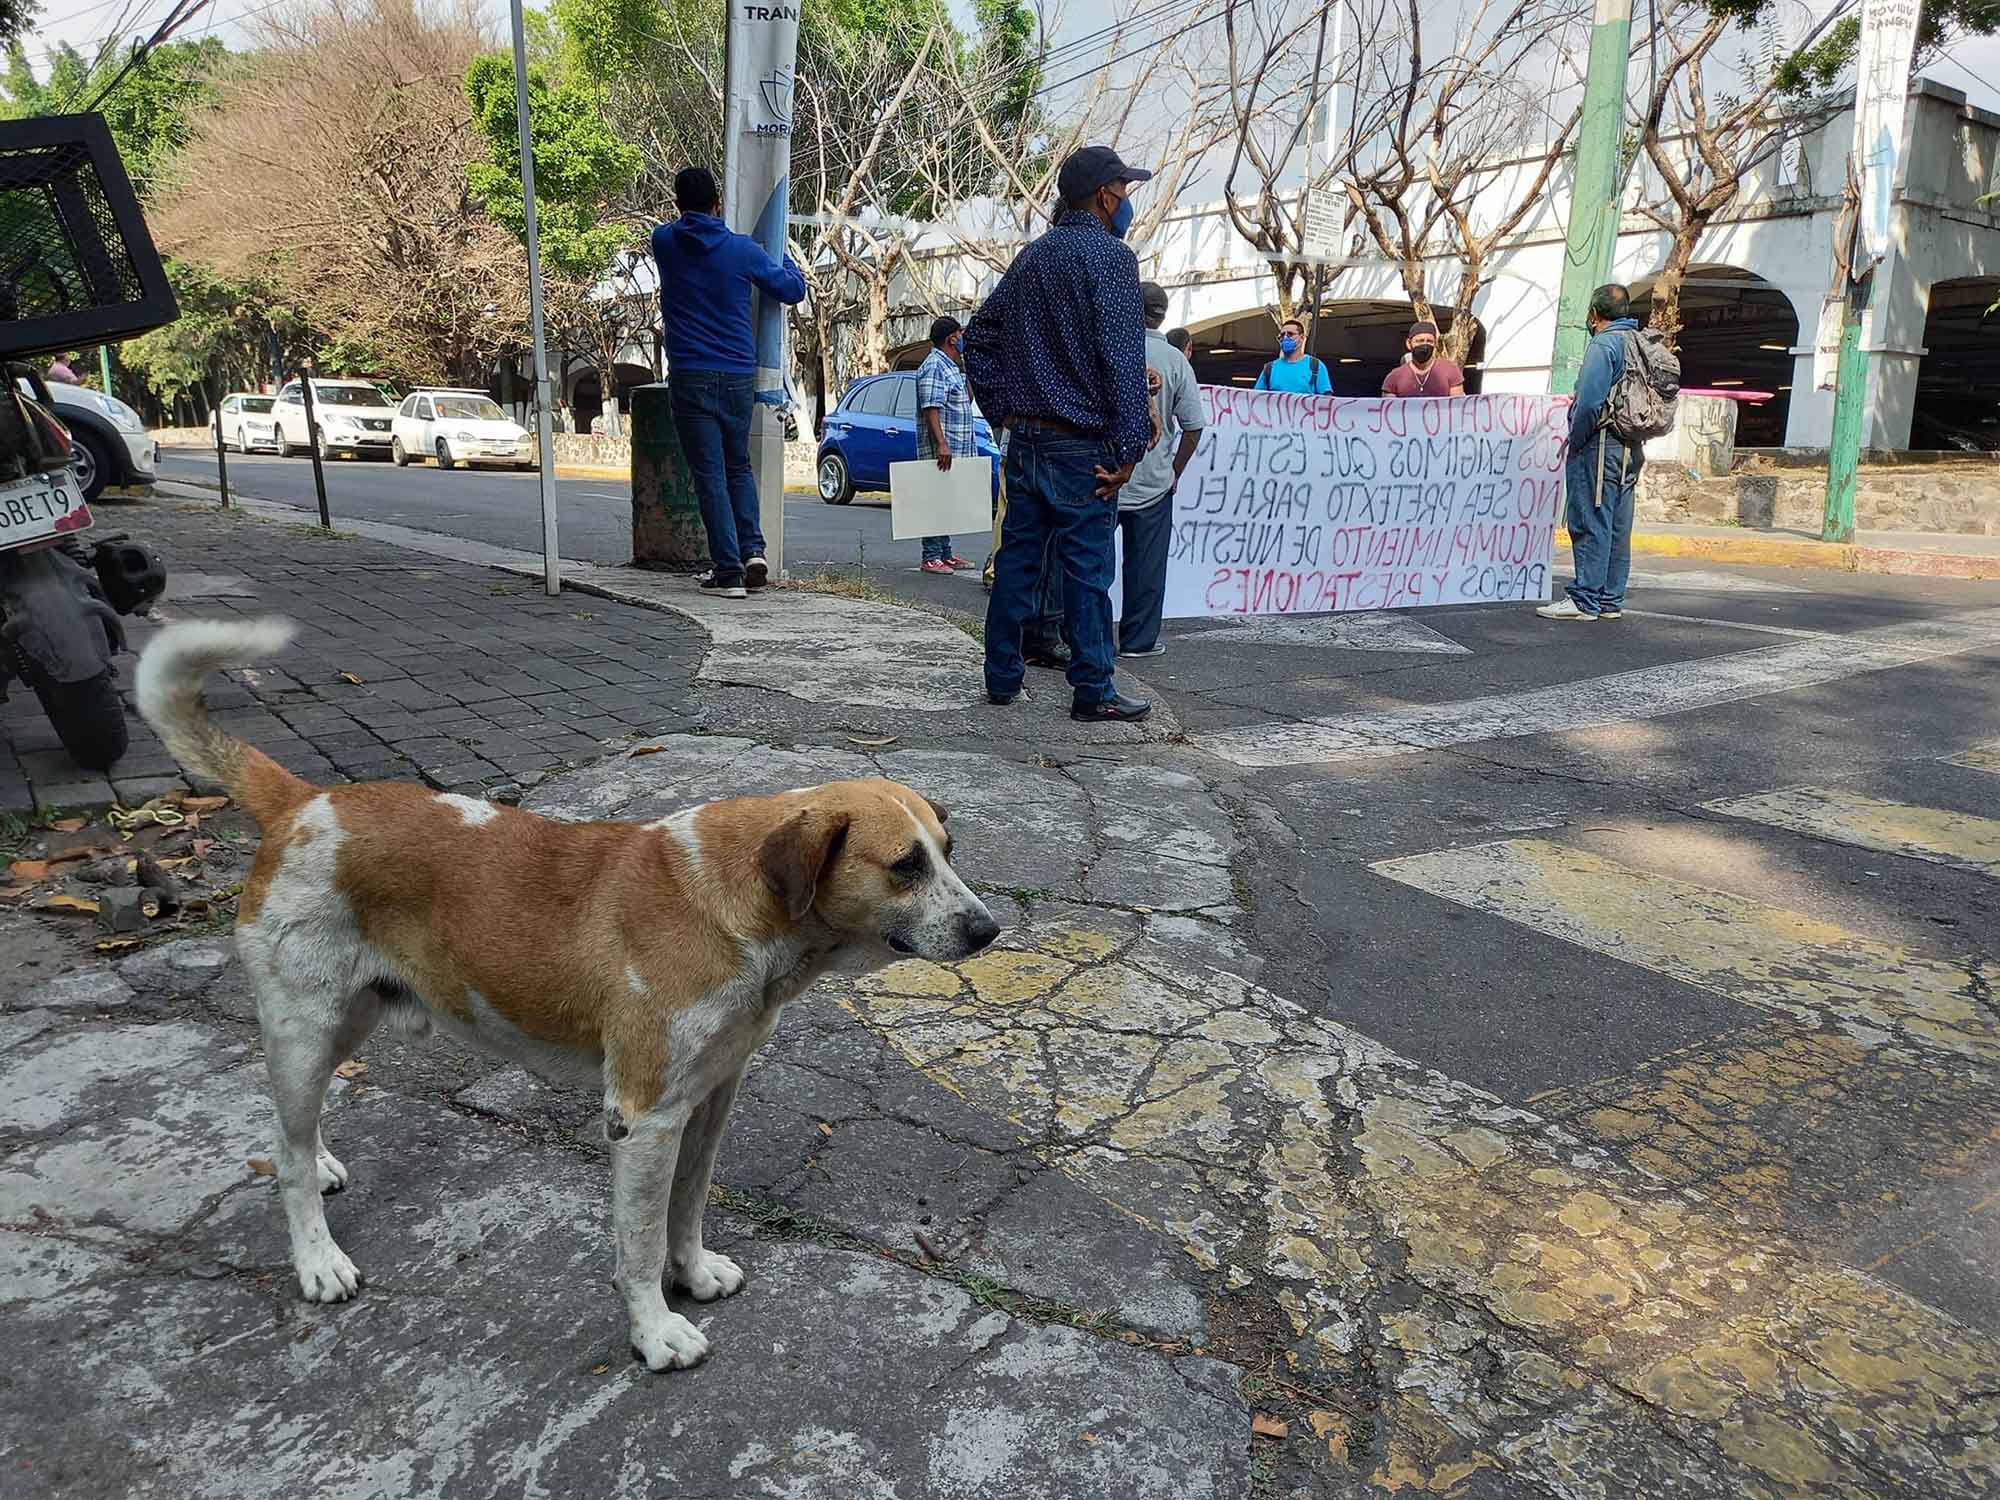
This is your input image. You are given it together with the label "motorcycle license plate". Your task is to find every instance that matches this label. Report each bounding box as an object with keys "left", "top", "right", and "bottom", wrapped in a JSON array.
[{"left": 0, "top": 467, "right": 91, "bottom": 548}]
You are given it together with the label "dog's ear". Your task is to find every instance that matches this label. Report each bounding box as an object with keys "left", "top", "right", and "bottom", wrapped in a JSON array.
[
  {"left": 923, "top": 797, "right": 949, "bottom": 825},
  {"left": 758, "top": 806, "right": 852, "bottom": 921}
]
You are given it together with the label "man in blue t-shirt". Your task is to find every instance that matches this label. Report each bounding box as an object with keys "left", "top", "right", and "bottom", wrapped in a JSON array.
[{"left": 1253, "top": 316, "right": 1332, "bottom": 394}]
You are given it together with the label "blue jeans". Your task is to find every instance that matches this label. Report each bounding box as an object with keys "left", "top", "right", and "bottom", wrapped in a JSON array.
[
  {"left": 670, "top": 370, "right": 765, "bottom": 584},
  {"left": 923, "top": 535, "right": 953, "bottom": 563},
  {"left": 1565, "top": 432, "right": 1642, "bottom": 615},
  {"left": 1117, "top": 493, "right": 1174, "bottom": 653},
  {"left": 985, "top": 432, "right": 1118, "bottom": 705}
]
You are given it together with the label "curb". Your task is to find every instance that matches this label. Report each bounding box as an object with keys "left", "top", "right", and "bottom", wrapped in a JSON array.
[{"left": 1556, "top": 528, "right": 2000, "bottom": 580}]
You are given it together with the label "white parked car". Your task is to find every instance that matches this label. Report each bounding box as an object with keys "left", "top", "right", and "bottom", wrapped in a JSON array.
[
  {"left": 210, "top": 392, "right": 279, "bottom": 453},
  {"left": 391, "top": 389, "right": 534, "bottom": 471},
  {"left": 272, "top": 378, "right": 397, "bottom": 459},
  {"left": 37, "top": 382, "right": 155, "bottom": 501}
]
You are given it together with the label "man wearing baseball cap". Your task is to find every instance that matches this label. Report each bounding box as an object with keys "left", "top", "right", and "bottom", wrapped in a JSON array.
[
  {"left": 964, "top": 144, "right": 1156, "bottom": 724},
  {"left": 1382, "top": 320, "right": 1466, "bottom": 398}
]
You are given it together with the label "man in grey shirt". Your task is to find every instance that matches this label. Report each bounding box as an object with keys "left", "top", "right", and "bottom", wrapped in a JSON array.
[{"left": 1118, "top": 282, "right": 1204, "bottom": 657}]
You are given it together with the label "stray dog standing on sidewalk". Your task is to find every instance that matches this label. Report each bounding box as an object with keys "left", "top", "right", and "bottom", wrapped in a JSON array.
[{"left": 136, "top": 617, "right": 1001, "bottom": 1371}]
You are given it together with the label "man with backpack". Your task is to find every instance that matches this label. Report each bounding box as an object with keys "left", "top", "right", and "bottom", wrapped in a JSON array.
[
  {"left": 1537, "top": 282, "right": 1679, "bottom": 622},
  {"left": 1253, "top": 316, "right": 1332, "bottom": 395}
]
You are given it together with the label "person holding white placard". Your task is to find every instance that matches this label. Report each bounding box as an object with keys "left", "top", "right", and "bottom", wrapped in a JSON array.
[{"left": 914, "top": 316, "right": 980, "bottom": 574}]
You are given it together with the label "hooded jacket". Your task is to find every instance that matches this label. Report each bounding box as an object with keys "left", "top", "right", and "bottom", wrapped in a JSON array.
[{"left": 651, "top": 212, "right": 807, "bottom": 376}]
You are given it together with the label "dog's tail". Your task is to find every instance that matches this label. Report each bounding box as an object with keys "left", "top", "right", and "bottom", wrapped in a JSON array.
[{"left": 135, "top": 616, "right": 310, "bottom": 828}]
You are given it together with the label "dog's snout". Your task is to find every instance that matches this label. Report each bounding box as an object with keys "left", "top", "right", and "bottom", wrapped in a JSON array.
[{"left": 960, "top": 908, "right": 1001, "bottom": 954}]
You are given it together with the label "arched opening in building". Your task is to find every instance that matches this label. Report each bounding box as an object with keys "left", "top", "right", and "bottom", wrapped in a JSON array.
[
  {"left": 1629, "top": 266, "right": 1796, "bottom": 447},
  {"left": 1186, "top": 301, "right": 1486, "bottom": 395},
  {"left": 1913, "top": 277, "right": 2000, "bottom": 450}
]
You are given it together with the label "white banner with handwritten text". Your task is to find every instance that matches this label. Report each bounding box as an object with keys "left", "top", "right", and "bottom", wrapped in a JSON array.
[{"left": 1148, "top": 389, "right": 1570, "bottom": 617}]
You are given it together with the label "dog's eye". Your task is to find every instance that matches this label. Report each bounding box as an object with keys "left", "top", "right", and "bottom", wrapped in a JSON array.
[{"left": 890, "top": 848, "right": 928, "bottom": 882}]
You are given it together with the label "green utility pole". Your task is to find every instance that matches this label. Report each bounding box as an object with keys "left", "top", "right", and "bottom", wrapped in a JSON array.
[
  {"left": 1549, "top": 0, "right": 1634, "bottom": 394},
  {"left": 97, "top": 345, "right": 112, "bottom": 397},
  {"left": 1822, "top": 278, "right": 1869, "bottom": 542}
]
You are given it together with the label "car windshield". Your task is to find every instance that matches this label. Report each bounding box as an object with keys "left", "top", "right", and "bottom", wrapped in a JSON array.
[
  {"left": 241, "top": 398, "right": 275, "bottom": 413},
  {"left": 316, "top": 384, "right": 390, "bottom": 408},
  {"left": 435, "top": 397, "right": 505, "bottom": 421}
]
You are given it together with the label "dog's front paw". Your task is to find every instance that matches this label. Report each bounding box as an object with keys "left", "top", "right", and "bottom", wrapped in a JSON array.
[
  {"left": 630, "top": 1310, "right": 710, "bottom": 1371},
  {"left": 316, "top": 1149, "right": 350, "bottom": 1194},
  {"left": 296, "top": 1245, "right": 361, "bottom": 1302},
  {"left": 675, "top": 1250, "right": 745, "bottom": 1303}
]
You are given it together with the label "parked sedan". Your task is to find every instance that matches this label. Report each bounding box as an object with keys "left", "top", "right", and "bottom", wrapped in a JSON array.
[
  {"left": 815, "top": 371, "right": 998, "bottom": 505},
  {"left": 391, "top": 389, "right": 534, "bottom": 470},
  {"left": 209, "top": 393, "right": 279, "bottom": 453},
  {"left": 272, "top": 379, "right": 397, "bottom": 459},
  {"left": 41, "top": 381, "right": 156, "bottom": 501}
]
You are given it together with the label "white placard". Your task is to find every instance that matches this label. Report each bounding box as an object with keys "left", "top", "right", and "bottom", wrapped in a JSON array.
[
  {"left": 890, "top": 458, "right": 995, "bottom": 540},
  {"left": 1813, "top": 293, "right": 1846, "bottom": 392},
  {"left": 1123, "top": 388, "right": 1569, "bottom": 617}
]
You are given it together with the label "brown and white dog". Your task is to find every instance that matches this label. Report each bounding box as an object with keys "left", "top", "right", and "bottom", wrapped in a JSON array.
[{"left": 136, "top": 617, "right": 999, "bottom": 1370}]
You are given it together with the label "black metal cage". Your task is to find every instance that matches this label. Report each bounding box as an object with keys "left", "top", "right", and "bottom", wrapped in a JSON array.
[{"left": 0, "top": 112, "right": 177, "bottom": 361}]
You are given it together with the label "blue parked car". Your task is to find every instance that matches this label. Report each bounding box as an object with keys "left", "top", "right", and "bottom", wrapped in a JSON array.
[{"left": 815, "top": 370, "right": 999, "bottom": 505}]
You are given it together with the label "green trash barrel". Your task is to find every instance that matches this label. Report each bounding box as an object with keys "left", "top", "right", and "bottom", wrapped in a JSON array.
[{"left": 630, "top": 381, "right": 708, "bottom": 569}]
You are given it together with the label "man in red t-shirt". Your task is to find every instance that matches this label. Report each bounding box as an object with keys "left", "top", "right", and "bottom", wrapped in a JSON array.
[{"left": 1381, "top": 321, "right": 1465, "bottom": 398}]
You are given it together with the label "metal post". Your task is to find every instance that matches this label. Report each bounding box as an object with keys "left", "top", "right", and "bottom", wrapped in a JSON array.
[
  {"left": 509, "top": 0, "right": 560, "bottom": 596},
  {"left": 213, "top": 399, "right": 231, "bottom": 510},
  {"left": 298, "top": 368, "right": 331, "bottom": 528},
  {"left": 96, "top": 345, "right": 112, "bottom": 397},
  {"left": 1549, "top": 0, "right": 1634, "bottom": 394},
  {"left": 1822, "top": 275, "right": 1869, "bottom": 543}
]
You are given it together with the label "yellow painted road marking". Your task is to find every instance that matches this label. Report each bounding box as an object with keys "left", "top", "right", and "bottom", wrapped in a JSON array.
[
  {"left": 1531, "top": 1018, "right": 2000, "bottom": 1233},
  {"left": 1945, "top": 743, "right": 2000, "bottom": 775},
  {"left": 1371, "top": 837, "right": 2000, "bottom": 1066},
  {"left": 840, "top": 915, "right": 2000, "bottom": 1498},
  {"left": 1705, "top": 785, "right": 2000, "bottom": 877}
]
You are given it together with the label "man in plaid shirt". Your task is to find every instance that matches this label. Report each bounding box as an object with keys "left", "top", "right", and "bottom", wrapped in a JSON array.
[{"left": 915, "top": 316, "right": 979, "bottom": 572}]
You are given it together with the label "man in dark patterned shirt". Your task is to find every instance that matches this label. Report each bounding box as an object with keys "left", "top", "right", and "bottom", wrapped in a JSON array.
[{"left": 965, "top": 145, "right": 1154, "bottom": 724}]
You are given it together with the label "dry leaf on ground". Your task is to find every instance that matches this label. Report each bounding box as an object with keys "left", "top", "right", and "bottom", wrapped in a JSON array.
[
  {"left": 247, "top": 1158, "right": 276, "bottom": 1177},
  {"left": 338, "top": 671, "right": 365, "bottom": 685},
  {"left": 844, "top": 735, "right": 898, "bottom": 747},
  {"left": 333, "top": 1060, "right": 368, "bottom": 1079},
  {"left": 37, "top": 894, "right": 101, "bottom": 914},
  {"left": 1251, "top": 1413, "right": 1289, "bottom": 1440},
  {"left": 190, "top": 838, "right": 216, "bottom": 859},
  {"left": 94, "top": 937, "right": 145, "bottom": 953},
  {"left": 816, "top": 1121, "right": 834, "bottom": 1136},
  {"left": 628, "top": 745, "right": 668, "bottom": 757},
  {"left": 49, "top": 817, "right": 86, "bottom": 833},
  {"left": 179, "top": 796, "right": 230, "bottom": 814},
  {"left": 0, "top": 885, "right": 31, "bottom": 901},
  {"left": 7, "top": 860, "right": 49, "bottom": 882}
]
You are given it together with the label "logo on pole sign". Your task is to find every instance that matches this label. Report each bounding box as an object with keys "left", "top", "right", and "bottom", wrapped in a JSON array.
[{"left": 753, "top": 65, "right": 794, "bottom": 136}]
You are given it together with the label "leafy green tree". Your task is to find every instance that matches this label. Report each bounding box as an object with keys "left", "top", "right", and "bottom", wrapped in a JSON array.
[{"left": 464, "top": 52, "right": 642, "bottom": 432}]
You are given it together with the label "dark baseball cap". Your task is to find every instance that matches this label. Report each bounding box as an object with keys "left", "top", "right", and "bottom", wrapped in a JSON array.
[
  {"left": 1408, "top": 320, "right": 1440, "bottom": 339},
  {"left": 1140, "top": 282, "right": 1169, "bottom": 318},
  {"left": 1058, "top": 145, "right": 1152, "bottom": 203}
]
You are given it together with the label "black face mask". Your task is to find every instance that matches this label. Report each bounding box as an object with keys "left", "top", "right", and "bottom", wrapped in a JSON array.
[{"left": 1411, "top": 343, "right": 1436, "bottom": 366}]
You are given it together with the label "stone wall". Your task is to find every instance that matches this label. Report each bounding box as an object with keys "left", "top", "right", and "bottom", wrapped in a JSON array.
[{"left": 1639, "top": 456, "right": 2000, "bottom": 535}]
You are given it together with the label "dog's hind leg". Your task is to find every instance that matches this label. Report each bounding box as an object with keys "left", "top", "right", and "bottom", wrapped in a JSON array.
[
  {"left": 668, "top": 1075, "right": 746, "bottom": 1302},
  {"left": 251, "top": 964, "right": 379, "bottom": 1303},
  {"left": 610, "top": 1106, "right": 710, "bottom": 1371}
]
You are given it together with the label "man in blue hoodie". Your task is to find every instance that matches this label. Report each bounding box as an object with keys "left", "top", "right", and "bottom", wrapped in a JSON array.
[
  {"left": 1538, "top": 282, "right": 1643, "bottom": 622},
  {"left": 652, "top": 167, "right": 807, "bottom": 599}
]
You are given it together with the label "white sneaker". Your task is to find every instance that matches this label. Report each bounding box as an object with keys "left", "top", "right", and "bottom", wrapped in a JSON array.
[{"left": 1535, "top": 598, "right": 1598, "bottom": 621}]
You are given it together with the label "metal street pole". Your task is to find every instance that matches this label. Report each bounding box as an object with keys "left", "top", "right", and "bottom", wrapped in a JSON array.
[
  {"left": 96, "top": 345, "right": 112, "bottom": 397},
  {"left": 1822, "top": 275, "right": 1869, "bottom": 541},
  {"left": 1549, "top": 0, "right": 1634, "bottom": 395},
  {"left": 509, "top": 0, "right": 561, "bottom": 596},
  {"left": 297, "top": 366, "right": 331, "bottom": 528}
]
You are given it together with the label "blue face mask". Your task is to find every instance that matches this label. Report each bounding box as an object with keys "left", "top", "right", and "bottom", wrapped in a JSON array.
[
  {"left": 1108, "top": 194, "right": 1135, "bottom": 238},
  {"left": 1278, "top": 335, "right": 1299, "bottom": 357}
]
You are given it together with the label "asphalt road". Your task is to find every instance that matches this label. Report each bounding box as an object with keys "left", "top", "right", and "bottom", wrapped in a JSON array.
[{"left": 158, "top": 445, "right": 924, "bottom": 574}]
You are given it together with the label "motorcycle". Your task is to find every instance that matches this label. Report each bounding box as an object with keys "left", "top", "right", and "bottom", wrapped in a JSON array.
[{"left": 0, "top": 361, "right": 164, "bottom": 771}]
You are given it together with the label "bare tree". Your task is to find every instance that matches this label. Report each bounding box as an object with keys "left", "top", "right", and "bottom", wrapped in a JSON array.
[
  {"left": 1635, "top": 0, "right": 1848, "bottom": 338},
  {"left": 157, "top": 0, "right": 529, "bottom": 383},
  {"left": 1335, "top": 0, "right": 1587, "bottom": 364}
]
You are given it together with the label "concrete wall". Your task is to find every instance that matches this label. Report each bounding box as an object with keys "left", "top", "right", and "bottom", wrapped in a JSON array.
[{"left": 1639, "top": 458, "right": 2000, "bottom": 535}]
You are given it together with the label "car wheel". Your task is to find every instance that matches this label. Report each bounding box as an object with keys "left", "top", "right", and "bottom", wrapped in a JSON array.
[
  {"left": 67, "top": 428, "right": 114, "bottom": 502},
  {"left": 276, "top": 423, "right": 294, "bottom": 458},
  {"left": 818, "top": 451, "right": 854, "bottom": 505},
  {"left": 435, "top": 438, "right": 456, "bottom": 471},
  {"left": 317, "top": 430, "right": 335, "bottom": 461},
  {"left": 391, "top": 437, "right": 408, "bottom": 467}
]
